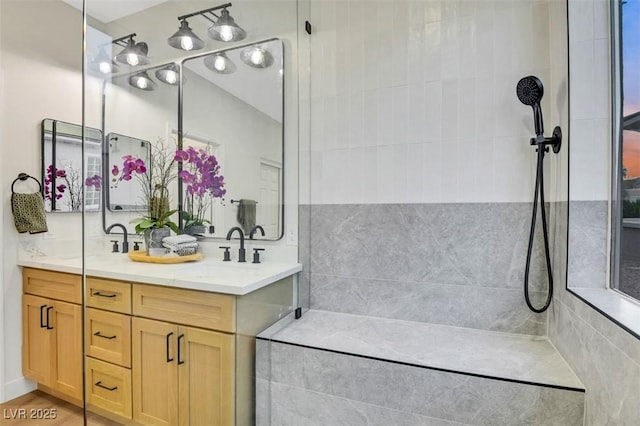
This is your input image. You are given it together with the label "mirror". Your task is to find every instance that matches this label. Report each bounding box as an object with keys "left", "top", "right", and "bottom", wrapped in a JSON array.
[
  {"left": 41, "top": 119, "right": 102, "bottom": 212},
  {"left": 107, "top": 132, "right": 151, "bottom": 211},
  {"left": 102, "top": 65, "right": 180, "bottom": 233},
  {"left": 181, "top": 39, "right": 284, "bottom": 239},
  {"left": 99, "top": 39, "right": 285, "bottom": 239}
]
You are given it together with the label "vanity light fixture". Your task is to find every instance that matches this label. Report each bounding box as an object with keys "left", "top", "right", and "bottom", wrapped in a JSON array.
[
  {"left": 208, "top": 7, "right": 246, "bottom": 42},
  {"left": 168, "top": 20, "right": 205, "bottom": 51},
  {"left": 114, "top": 33, "right": 151, "bottom": 67},
  {"left": 204, "top": 52, "right": 236, "bottom": 74},
  {"left": 129, "top": 71, "right": 157, "bottom": 91},
  {"left": 155, "top": 64, "right": 180, "bottom": 85},
  {"left": 240, "top": 45, "right": 274, "bottom": 68},
  {"left": 167, "top": 3, "right": 246, "bottom": 52}
]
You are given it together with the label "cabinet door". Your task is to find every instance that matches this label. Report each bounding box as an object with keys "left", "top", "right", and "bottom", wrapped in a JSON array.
[
  {"left": 22, "top": 294, "right": 53, "bottom": 384},
  {"left": 132, "top": 317, "right": 178, "bottom": 426},
  {"left": 50, "top": 300, "right": 82, "bottom": 400},
  {"left": 178, "top": 326, "right": 235, "bottom": 426}
]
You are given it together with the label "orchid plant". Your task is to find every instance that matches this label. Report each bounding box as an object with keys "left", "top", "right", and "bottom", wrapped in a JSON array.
[
  {"left": 44, "top": 163, "right": 83, "bottom": 211},
  {"left": 128, "top": 138, "right": 179, "bottom": 234},
  {"left": 174, "top": 146, "right": 226, "bottom": 229}
]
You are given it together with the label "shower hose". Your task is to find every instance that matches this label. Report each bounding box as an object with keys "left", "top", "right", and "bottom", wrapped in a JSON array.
[{"left": 524, "top": 144, "right": 554, "bottom": 313}]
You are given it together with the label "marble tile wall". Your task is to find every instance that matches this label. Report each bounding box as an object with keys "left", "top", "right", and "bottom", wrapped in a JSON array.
[
  {"left": 262, "top": 341, "right": 585, "bottom": 426},
  {"left": 566, "top": 200, "right": 608, "bottom": 289},
  {"left": 308, "top": 202, "right": 551, "bottom": 335}
]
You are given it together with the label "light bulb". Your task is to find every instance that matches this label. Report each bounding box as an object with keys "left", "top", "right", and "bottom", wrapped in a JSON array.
[
  {"left": 214, "top": 56, "right": 226, "bottom": 71},
  {"left": 219, "top": 26, "right": 233, "bottom": 42},
  {"left": 165, "top": 70, "right": 178, "bottom": 84},
  {"left": 250, "top": 49, "right": 264, "bottom": 65},
  {"left": 181, "top": 37, "right": 194, "bottom": 51},
  {"left": 136, "top": 78, "right": 148, "bottom": 89},
  {"left": 99, "top": 61, "right": 112, "bottom": 74},
  {"left": 127, "top": 53, "right": 139, "bottom": 66}
]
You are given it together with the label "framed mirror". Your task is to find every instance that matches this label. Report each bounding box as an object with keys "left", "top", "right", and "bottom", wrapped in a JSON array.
[
  {"left": 107, "top": 132, "right": 151, "bottom": 211},
  {"left": 181, "top": 38, "right": 284, "bottom": 240},
  {"left": 41, "top": 118, "right": 102, "bottom": 212}
]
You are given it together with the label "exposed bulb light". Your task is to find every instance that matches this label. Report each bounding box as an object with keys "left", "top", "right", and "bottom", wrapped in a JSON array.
[
  {"left": 167, "top": 20, "right": 205, "bottom": 51},
  {"left": 91, "top": 48, "right": 118, "bottom": 75},
  {"left": 204, "top": 52, "right": 236, "bottom": 74},
  {"left": 155, "top": 64, "right": 180, "bottom": 85},
  {"left": 208, "top": 8, "right": 246, "bottom": 42},
  {"left": 115, "top": 37, "right": 151, "bottom": 66},
  {"left": 240, "top": 45, "right": 274, "bottom": 68},
  {"left": 129, "top": 71, "right": 156, "bottom": 91}
]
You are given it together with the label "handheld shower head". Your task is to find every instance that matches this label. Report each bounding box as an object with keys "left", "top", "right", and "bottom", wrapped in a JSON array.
[{"left": 516, "top": 76, "right": 545, "bottom": 136}]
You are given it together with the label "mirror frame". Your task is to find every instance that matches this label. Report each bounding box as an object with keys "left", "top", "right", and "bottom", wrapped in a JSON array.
[
  {"left": 41, "top": 118, "right": 102, "bottom": 213},
  {"left": 178, "top": 38, "right": 285, "bottom": 240}
]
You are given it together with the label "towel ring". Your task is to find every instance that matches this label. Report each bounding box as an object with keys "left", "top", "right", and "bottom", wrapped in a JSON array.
[{"left": 12, "top": 173, "right": 43, "bottom": 194}]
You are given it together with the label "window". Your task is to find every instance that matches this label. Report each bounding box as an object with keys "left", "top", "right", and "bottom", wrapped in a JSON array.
[{"left": 614, "top": 0, "right": 640, "bottom": 301}]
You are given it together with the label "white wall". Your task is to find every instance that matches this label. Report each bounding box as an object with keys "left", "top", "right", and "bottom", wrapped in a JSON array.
[
  {"left": 0, "top": 1, "right": 85, "bottom": 401},
  {"left": 309, "top": 0, "right": 557, "bottom": 205}
]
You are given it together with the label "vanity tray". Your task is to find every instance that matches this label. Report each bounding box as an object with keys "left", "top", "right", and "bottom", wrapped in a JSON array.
[{"left": 128, "top": 251, "right": 204, "bottom": 264}]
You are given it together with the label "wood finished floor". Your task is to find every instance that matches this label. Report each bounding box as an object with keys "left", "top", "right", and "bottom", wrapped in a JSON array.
[{"left": 0, "top": 391, "right": 120, "bottom": 425}]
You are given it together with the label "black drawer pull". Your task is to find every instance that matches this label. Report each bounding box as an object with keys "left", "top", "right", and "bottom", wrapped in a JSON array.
[
  {"left": 177, "top": 334, "right": 185, "bottom": 365},
  {"left": 166, "top": 332, "right": 174, "bottom": 363},
  {"left": 95, "top": 381, "right": 118, "bottom": 391},
  {"left": 39, "top": 304, "right": 48, "bottom": 328},
  {"left": 92, "top": 291, "right": 117, "bottom": 298},
  {"left": 94, "top": 331, "right": 117, "bottom": 340},
  {"left": 45, "top": 306, "right": 54, "bottom": 330}
]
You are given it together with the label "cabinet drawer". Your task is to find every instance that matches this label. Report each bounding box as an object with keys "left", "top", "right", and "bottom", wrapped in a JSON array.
[
  {"left": 23, "top": 268, "right": 81, "bottom": 304},
  {"left": 86, "top": 277, "right": 131, "bottom": 314},
  {"left": 133, "top": 284, "right": 235, "bottom": 332},
  {"left": 86, "top": 308, "right": 131, "bottom": 368},
  {"left": 86, "top": 357, "right": 132, "bottom": 420}
]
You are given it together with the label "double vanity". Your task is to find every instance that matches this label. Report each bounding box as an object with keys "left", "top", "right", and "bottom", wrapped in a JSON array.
[{"left": 18, "top": 252, "right": 301, "bottom": 425}]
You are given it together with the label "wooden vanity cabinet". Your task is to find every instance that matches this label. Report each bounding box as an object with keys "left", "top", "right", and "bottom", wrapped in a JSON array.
[
  {"left": 22, "top": 267, "right": 293, "bottom": 425},
  {"left": 22, "top": 268, "right": 83, "bottom": 405},
  {"left": 131, "top": 286, "right": 235, "bottom": 426}
]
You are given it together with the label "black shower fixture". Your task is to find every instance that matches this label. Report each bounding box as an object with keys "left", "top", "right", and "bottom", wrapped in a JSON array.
[
  {"left": 516, "top": 75, "right": 562, "bottom": 153},
  {"left": 517, "top": 75, "right": 562, "bottom": 314}
]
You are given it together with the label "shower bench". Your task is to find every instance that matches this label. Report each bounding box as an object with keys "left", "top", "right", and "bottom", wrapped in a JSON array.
[{"left": 256, "top": 309, "right": 586, "bottom": 425}]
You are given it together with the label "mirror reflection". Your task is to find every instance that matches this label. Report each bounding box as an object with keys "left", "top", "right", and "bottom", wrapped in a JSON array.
[
  {"left": 41, "top": 119, "right": 102, "bottom": 212},
  {"left": 99, "top": 39, "right": 284, "bottom": 239},
  {"left": 107, "top": 133, "right": 151, "bottom": 211},
  {"left": 181, "top": 38, "right": 284, "bottom": 239}
]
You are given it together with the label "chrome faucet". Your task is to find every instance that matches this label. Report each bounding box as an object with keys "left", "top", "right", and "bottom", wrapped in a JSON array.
[
  {"left": 249, "top": 225, "right": 265, "bottom": 239},
  {"left": 106, "top": 223, "right": 129, "bottom": 253},
  {"left": 226, "top": 226, "right": 246, "bottom": 262}
]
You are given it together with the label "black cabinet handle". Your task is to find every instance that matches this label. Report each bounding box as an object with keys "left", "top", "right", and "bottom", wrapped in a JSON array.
[
  {"left": 92, "top": 291, "right": 116, "bottom": 298},
  {"left": 94, "top": 331, "right": 117, "bottom": 340},
  {"left": 177, "top": 334, "right": 185, "bottom": 365},
  {"left": 45, "top": 306, "right": 54, "bottom": 330},
  {"left": 39, "top": 304, "right": 47, "bottom": 328},
  {"left": 166, "top": 332, "right": 174, "bottom": 363},
  {"left": 95, "top": 381, "right": 118, "bottom": 391}
]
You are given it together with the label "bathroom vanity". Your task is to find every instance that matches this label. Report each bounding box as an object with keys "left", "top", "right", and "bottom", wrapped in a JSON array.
[{"left": 19, "top": 255, "right": 301, "bottom": 425}]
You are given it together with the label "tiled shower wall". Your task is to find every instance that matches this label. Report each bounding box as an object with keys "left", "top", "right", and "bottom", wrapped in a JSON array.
[{"left": 303, "top": 0, "right": 564, "bottom": 334}]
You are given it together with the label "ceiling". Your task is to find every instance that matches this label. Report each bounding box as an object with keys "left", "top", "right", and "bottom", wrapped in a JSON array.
[{"left": 63, "top": 0, "right": 170, "bottom": 23}]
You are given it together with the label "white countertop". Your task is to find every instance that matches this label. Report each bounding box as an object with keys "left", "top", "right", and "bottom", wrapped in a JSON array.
[{"left": 18, "top": 252, "right": 302, "bottom": 296}]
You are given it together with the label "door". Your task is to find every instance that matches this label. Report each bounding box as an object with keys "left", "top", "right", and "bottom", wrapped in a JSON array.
[
  {"left": 50, "top": 300, "right": 82, "bottom": 400},
  {"left": 177, "top": 326, "right": 235, "bottom": 426},
  {"left": 132, "top": 317, "right": 179, "bottom": 426},
  {"left": 22, "top": 294, "right": 53, "bottom": 384},
  {"left": 258, "top": 161, "right": 281, "bottom": 238}
]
